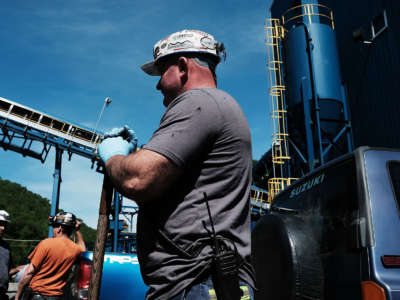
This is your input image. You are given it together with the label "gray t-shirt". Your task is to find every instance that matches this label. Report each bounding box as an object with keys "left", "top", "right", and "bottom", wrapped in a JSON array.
[
  {"left": 140, "top": 88, "right": 255, "bottom": 300},
  {"left": 0, "top": 239, "right": 11, "bottom": 292}
]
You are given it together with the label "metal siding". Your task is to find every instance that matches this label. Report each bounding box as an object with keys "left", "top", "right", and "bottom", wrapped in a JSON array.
[{"left": 322, "top": 0, "right": 400, "bottom": 149}]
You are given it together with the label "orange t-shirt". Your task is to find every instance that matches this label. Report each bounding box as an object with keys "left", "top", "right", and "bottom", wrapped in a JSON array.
[{"left": 28, "top": 237, "right": 82, "bottom": 296}]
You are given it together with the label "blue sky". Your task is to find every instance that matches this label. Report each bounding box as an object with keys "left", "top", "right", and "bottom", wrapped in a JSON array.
[{"left": 0, "top": 0, "right": 273, "bottom": 228}]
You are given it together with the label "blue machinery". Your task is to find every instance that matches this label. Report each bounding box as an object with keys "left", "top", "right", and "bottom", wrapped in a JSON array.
[
  {"left": 0, "top": 96, "right": 143, "bottom": 249},
  {"left": 0, "top": 96, "right": 141, "bottom": 248},
  {"left": 265, "top": 0, "right": 353, "bottom": 200},
  {"left": 0, "top": 96, "right": 269, "bottom": 249},
  {"left": 0, "top": 97, "right": 104, "bottom": 237}
]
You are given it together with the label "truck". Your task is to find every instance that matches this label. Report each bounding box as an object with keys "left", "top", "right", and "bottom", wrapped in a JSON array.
[
  {"left": 67, "top": 251, "right": 148, "bottom": 300},
  {"left": 252, "top": 147, "right": 400, "bottom": 300},
  {"left": 66, "top": 215, "right": 148, "bottom": 299}
]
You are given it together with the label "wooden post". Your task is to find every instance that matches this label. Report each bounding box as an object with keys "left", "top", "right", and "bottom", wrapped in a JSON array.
[{"left": 88, "top": 174, "right": 113, "bottom": 300}]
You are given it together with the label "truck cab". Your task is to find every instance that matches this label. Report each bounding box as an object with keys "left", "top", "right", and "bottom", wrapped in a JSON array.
[{"left": 252, "top": 147, "right": 400, "bottom": 299}]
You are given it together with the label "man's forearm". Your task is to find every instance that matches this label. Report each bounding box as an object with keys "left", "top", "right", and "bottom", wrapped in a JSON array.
[
  {"left": 107, "top": 156, "right": 150, "bottom": 203},
  {"left": 9, "top": 267, "right": 18, "bottom": 276},
  {"left": 9, "top": 264, "right": 25, "bottom": 276},
  {"left": 105, "top": 150, "right": 181, "bottom": 204},
  {"left": 16, "top": 272, "right": 33, "bottom": 300},
  {"left": 75, "top": 229, "right": 86, "bottom": 252}
]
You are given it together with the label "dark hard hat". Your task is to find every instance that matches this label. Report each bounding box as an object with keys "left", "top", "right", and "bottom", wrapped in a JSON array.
[{"left": 49, "top": 212, "right": 76, "bottom": 228}]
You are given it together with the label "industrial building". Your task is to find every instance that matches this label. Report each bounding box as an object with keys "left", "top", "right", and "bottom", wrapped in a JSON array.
[{"left": 255, "top": 0, "right": 400, "bottom": 199}]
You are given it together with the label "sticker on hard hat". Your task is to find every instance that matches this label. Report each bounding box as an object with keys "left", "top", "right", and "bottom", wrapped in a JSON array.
[
  {"left": 201, "top": 37, "right": 216, "bottom": 49},
  {"left": 172, "top": 33, "right": 194, "bottom": 40},
  {"left": 154, "top": 47, "right": 161, "bottom": 59},
  {"left": 168, "top": 41, "right": 193, "bottom": 50}
]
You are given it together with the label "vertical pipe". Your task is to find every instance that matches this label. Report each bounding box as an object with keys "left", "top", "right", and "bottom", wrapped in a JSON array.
[
  {"left": 300, "top": 23, "right": 325, "bottom": 166},
  {"left": 113, "top": 191, "right": 121, "bottom": 252},
  {"left": 341, "top": 85, "right": 354, "bottom": 153},
  {"left": 301, "top": 78, "right": 315, "bottom": 171},
  {"left": 48, "top": 148, "right": 62, "bottom": 237}
]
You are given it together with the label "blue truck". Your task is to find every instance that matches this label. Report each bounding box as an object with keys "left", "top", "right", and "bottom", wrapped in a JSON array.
[
  {"left": 66, "top": 212, "right": 149, "bottom": 299},
  {"left": 68, "top": 251, "right": 148, "bottom": 300},
  {"left": 252, "top": 147, "right": 400, "bottom": 300}
]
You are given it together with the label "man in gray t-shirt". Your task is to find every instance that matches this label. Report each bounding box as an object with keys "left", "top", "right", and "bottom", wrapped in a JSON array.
[{"left": 99, "top": 29, "right": 255, "bottom": 300}]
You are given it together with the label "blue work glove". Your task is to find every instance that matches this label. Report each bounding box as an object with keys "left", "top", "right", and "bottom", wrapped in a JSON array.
[
  {"left": 103, "top": 125, "right": 137, "bottom": 144},
  {"left": 98, "top": 125, "right": 138, "bottom": 164}
]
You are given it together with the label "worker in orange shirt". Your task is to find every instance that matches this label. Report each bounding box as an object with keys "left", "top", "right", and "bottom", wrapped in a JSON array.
[{"left": 15, "top": 212, "right": 86, "bottom": 300}]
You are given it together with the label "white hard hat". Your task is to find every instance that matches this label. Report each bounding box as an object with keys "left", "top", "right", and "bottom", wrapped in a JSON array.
[
  {"left": 141, "top": 29, "right": 226, "bottom": 76},
  {"left": 0, "top": 210, "right": 10, "bottom": 222}
]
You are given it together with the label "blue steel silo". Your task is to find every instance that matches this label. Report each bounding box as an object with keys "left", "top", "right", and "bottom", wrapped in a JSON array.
[{"left": 281, "top": 0, "right": 353, "bottom": 177}]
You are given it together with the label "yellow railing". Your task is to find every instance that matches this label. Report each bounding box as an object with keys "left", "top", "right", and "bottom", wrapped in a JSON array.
[
  {"left": 267, "top": 177, "right": 298, "bottom": 203},
  {"left": 265, "top": 18, "right": 291, "bottom": 167},
  {"left": 265, "top": 18, "right": 295, "bottom": 202},
  {"left": 250, "top": 188, "right": 268, "bottom": 203},
  {"left": 282, "top": 3, "right": 335, "bottom": 30}
]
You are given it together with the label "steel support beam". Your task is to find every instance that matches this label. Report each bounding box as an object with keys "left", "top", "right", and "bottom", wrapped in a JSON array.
[{"left": 48, "top": 148, "right": 63, "bottom": 237}]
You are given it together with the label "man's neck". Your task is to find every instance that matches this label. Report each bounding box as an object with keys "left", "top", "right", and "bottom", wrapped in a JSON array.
[
  {"left": 184, "top": 63, "right": 217, "bottom": 91},
  {"left": 53, "top": 233, "right": 70, "bottom": 239}
]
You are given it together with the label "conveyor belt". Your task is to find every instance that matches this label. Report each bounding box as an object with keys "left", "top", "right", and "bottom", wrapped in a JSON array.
[
  {"left": 0, "top": 97, "right": 102, "bottom": 150},
  {"left": 0, "top": 96, "right": 102, "bottom": 164}
]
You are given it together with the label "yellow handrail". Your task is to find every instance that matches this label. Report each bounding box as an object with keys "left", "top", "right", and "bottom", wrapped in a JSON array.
[
  {"left": 282, "top": 3, "right": 335, "bottom": 30},
  {"left": 265, "top": 18, "right": 296, "bottom": 202},
  {"left": 267, "top": 178, "right": 298, "bottom": 203}
]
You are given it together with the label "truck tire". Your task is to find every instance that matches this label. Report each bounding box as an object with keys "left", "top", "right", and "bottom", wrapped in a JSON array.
[{"left": 252, "top": 213, "right": 324, "bottom": 300}]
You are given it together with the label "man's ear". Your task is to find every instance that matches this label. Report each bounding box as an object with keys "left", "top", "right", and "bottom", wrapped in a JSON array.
[
  {"left": 177, "top": 57, "right": 189, "bottom": 84},
  {"left": 55, "top": 226, "right": 62, "bottom": 234},
  {"left": 177, "top": 56, "right": 188, "bottom": 73}
]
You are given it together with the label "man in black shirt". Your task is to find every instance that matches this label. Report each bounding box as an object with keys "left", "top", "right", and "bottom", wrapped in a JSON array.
[{"left": 0, "top": 210, "right": 22, "bottom": 300}]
